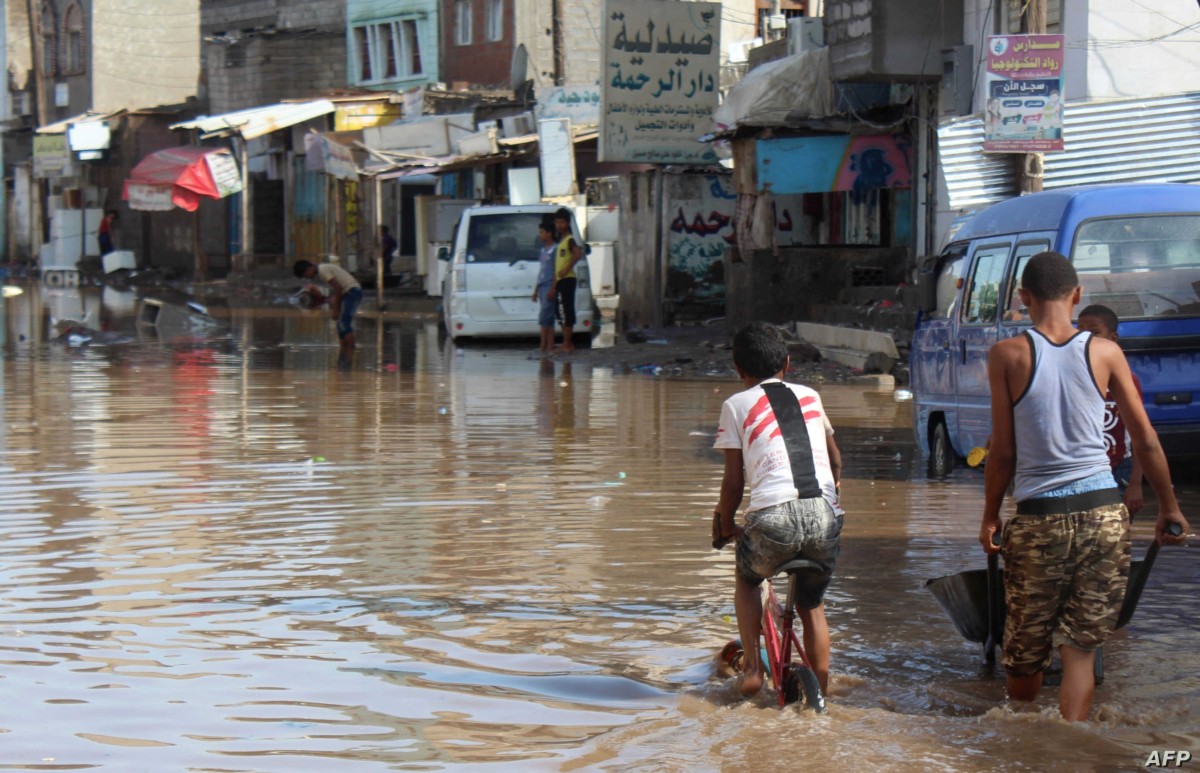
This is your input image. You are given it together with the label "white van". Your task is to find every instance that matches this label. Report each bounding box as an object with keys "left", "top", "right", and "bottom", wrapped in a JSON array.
[{"left": 439, "top": 205, "right": 595, "bottom": 342}]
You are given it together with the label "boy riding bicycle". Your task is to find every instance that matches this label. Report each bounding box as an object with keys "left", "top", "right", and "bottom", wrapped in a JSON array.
[{"left": 712, "top": 322, "right": 843, "bottom": 697}]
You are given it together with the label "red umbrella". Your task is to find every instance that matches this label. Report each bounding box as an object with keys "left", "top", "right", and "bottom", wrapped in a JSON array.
[{"left": 123, "top": 146, "right": 244, "bottom": 212}]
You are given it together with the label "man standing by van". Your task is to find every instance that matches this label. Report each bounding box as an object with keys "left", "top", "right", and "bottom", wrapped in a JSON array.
[
  {"left": 552, "top": 208, "right": 584, "bottom": 354},
  {"left": 978, "top": 252, "right": 1188, "bottom": 722}
]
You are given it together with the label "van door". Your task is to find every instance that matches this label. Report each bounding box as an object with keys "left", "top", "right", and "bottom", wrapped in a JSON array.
[
  {"left": 956, "top": 239, "right": 1013, "bottom": 453},
  {"left": 911, "top": 244, "right": 967, "bottom": 451}
]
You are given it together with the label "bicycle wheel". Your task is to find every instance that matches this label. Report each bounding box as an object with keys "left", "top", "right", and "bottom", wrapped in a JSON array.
[{"left": 797, "top": 665, "right": 826, "bottom": 713}]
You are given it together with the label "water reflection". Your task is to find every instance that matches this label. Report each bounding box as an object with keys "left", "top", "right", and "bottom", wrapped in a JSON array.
[{"left": 0, "top": 288, "right": 1195, "bottom": 770}]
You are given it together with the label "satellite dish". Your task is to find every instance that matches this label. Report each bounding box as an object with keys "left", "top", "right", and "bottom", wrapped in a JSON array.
[{"left": 511, "top": 44, "right": 529, "bottom": 89}]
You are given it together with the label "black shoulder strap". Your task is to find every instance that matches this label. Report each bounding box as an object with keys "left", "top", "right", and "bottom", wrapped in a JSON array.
[{"left": 761, "top": 382, "right": 823, "bottom": 499}]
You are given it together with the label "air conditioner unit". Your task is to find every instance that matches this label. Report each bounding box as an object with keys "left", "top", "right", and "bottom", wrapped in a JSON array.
[
  {"left": 787, "top": 17, "right": 824, "bottom": 55},
  {"left": 768, "top": 14, "right": 788, "bottom": 30},
  {"left": 501, "top": 112, "right": 535, "bottom": 138}
]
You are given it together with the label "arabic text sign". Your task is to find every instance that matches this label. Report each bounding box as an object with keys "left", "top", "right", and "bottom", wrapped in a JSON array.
[
  {"left": 125, "top": 184, "right": 176, "bottom": 212},
  {"left": 984, "top": 34, "right": 1064, "bottom": 152},
  {"left": 205, "top": 151, "right": 245, "bottom": 196},
  {"left": 536, "top": 85, "right": 602, "bottom": 125},
  {"left": 600, "top": 0, "right": 720, "bottom": 164}
]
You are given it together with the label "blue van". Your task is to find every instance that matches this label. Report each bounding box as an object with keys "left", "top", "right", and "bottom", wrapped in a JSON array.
[{"left": 911, "top": 184, "right": 1200, "bottom": 475}]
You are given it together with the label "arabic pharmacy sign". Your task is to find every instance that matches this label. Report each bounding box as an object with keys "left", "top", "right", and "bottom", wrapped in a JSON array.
[
  {"left": 599, "top": 0, "right": 721, "bottom": 164},
  {"left": 984, "top": 34, "right": 1064, "bottom": 152}
]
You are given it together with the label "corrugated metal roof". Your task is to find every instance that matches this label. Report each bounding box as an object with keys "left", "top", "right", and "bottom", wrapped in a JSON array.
[
  {"left": 937, "top": 118, "right": 1017, "bottom": 209},
  {"left": 1045, "top": 92, "right": 1200, "bottom": 187},
  {"left": 171, "top": 100, "right": 335, "bottom": 140},
  {"left": 939, "top": 91, "right": 1200, "bottom": 210}
]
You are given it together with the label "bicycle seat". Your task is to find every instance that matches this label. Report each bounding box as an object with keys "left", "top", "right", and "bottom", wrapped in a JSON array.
[{"left": 777, "top": 559, "right": 828, "bottom": 577}]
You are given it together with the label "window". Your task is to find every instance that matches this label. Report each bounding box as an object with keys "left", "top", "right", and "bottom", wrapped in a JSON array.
[
  {"left": 485, "top": 0, "right": 503, "bottom": 42},
  {"left": 1002, "top": 241, "right": 1049, "bottom": 324},
  {"left": 39, "top": 2, "right": 57, "bottom": 77},
  {"left": 465, "top": 213, "right": 544, "bottom": 263},
  {"left": 962, "top": 244, "right": 1010, "bottom": 325},
  {"left": 932, "top": 246, "right": 967, "bottom": 320},
  {"left": 1072, "top": 215, "right": 1200, "bottom": 320},
  {"left": 64, "top": 3, "right": 85, "bottom": 74},
  {"left": 456, "top": 0, "right": 473, "bottom": 46},
  {"left": 401, "top": 20, "right": 422, "bottom": 76},
  {"left": 380, "top": 23, "right": 397, "bottom": 78},
  {"left": 355, "top": 26, "right": 373, "bottom": 81},
  {"left": 353, "top": 20, "right": 424, "bottom": 84}
]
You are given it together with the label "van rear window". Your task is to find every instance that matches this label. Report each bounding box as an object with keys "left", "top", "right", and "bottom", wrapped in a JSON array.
[
  {"left": 1071, "top": 215, "right": 1200, "bottom": 320},
  {"left": 466, "top": 213, "right": 553, "bottom": 263}
]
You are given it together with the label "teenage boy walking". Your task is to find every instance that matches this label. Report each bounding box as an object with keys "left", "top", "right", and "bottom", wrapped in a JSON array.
[{"left": 979, "top": 252, "right": 1188, "bottom": 722}]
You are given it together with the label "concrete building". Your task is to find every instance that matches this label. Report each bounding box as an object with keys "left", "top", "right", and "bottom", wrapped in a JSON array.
[
  {"left": 3, "top": 0, "right": 201, "bottom": 263},
  {"left": 200, "top": 0, "right": 345, "bottom": 113}
]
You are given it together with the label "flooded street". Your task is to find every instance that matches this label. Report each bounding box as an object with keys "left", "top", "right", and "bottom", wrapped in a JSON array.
[{"left": 1, "top": 284, "right": 1197, "bottom": 771}]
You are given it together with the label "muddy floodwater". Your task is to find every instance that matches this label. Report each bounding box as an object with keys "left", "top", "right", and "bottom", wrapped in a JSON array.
[{"left": 1, "top": 285, "right": 1197, "bottom": 771}]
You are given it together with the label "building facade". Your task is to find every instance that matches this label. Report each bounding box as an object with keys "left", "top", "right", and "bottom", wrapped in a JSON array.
[{"left": 201, "top": 0, "right": 345, "bottom": 113}]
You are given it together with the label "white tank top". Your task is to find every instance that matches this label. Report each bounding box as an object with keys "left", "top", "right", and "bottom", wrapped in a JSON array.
[{"left": 1012, "top": 329, "right": 1112, "bottom": 501}]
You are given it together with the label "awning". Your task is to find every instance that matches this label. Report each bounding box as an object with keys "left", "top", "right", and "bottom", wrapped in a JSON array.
[
  {"left": 123, "top": 146, "right": 244, "bottom": 212},
  {"left": 170, "top": 100, "right": 336, "bottom": 141},
  {"left": 37, "top": 109, "right": 124, "bottom": 134}
]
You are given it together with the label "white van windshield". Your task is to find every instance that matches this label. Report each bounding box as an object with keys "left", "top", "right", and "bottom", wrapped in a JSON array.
[
  {"left": 1071, "top": 215, "right": 1200, "bottom": 320},
  {"left": 466, "top": 213, "right": 554, "bottom": 264}
]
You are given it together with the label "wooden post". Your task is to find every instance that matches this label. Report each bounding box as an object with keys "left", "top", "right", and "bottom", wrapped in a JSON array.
[
  {"left": 1016, "top": 0, "right": 1047, "bottom": 195},
  {"left": 193, "top": 208, "right": 204, "bottom": 281},
  {"left": 374, "top": 175, "right": 385, "bottom": 311},
  {"left": 238, "top": 136, "right": 253, "bottom": 271}
]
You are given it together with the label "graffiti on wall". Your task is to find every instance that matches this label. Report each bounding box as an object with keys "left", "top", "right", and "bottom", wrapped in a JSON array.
[
  {"left": 757, "top": 134, "right": 913, "bottom": 198},
  {"left": 667, "top": 174, "right": 734, "bottom": 303}
]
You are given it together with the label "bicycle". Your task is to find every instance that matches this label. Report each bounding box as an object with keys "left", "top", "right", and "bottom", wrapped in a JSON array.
[{"left": 715, "top": 518, "right": 827, "bottom": 712}]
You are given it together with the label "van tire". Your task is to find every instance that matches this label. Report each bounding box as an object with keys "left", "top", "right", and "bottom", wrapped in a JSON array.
[{"left": 929, "top": 420, "right": 955, "bottom": 478}]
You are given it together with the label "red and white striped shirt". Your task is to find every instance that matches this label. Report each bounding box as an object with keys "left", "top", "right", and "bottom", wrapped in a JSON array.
[{"left": 714, "top": 379, "right": 839, "bottom": 513}]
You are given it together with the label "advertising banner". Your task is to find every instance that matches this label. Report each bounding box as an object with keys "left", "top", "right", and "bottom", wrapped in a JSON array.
[
  {"left": 600, "top": 0, "right": 721, "bottom": 164},
  {"left": 984, "top": 34, "right": 1064, "bottom": 152}
]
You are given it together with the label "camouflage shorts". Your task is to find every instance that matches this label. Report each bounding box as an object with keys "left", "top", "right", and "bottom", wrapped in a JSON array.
[{"left": 1001, "top": 503, "right": 1131, "bottom": 676}]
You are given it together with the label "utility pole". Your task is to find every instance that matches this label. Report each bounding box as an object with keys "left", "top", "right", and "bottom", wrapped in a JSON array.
[
  {"left": 26, "top": 0, "right": 49, "bottom": 127},
  {"left": 1016, "top": 0, "right": 1046, "bottom": 194}
]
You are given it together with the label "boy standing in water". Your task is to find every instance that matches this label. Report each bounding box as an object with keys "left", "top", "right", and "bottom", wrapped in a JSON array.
[
  {"left": 979, "top": 252, "right": 1187, "bottom": 722},
  {"left": 1076, "top": 304, "right": 1145, "bottom": 514},
  {"left": 530, "top": 220, "right": 558, "bottom": 355},
  {"left": 552, "top": 208, "right": 584, "bottom": 353},
  {"left": 712, "top": 322, "right": 843, "bottom": 697}
]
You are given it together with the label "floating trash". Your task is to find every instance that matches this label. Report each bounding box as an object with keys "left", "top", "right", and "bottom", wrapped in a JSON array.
[
  {"left": 587, "top": 495, "right": 612, "bottom": 507},
  {"left": 893, "top": 389, "right": 914, "bottom": 402},
  {"left": 438, "top": 407, "right": 449, "bottom": 415}
]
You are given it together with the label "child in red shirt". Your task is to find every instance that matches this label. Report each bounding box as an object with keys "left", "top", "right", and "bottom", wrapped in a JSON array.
[{"left": 1078, "top": 304, "right": 1144, "bottom": 515}]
